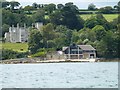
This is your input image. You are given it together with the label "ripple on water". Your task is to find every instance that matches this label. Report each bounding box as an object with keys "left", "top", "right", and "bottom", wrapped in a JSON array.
[
  {"left": 1, "top": 62, "right": 118, "bottom": 88},
  {"left": 94, "top": 76, "right": 99, "bottom": 78}
]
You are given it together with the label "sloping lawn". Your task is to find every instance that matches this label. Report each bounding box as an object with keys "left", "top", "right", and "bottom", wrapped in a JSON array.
[
  {"left": 80, "top": 14, "right": 118, "bottom": 22},
  {"left": 1, "top": 43, "right": 28, "bottom": 52}
]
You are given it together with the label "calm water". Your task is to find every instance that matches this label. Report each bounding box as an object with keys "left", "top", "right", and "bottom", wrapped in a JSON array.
[{"left": 0, "top": 62, "right": 118, "bottom": 88}]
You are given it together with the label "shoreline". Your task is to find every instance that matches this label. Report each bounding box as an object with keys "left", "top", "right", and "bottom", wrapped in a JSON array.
[{"left": 0, "top": 58, "right": 119, "bottom": 64}]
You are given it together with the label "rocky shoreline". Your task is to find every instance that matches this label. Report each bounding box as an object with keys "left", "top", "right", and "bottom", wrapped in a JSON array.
[{"left": 0, "top": 58, "right": 119, "bottom": 64}]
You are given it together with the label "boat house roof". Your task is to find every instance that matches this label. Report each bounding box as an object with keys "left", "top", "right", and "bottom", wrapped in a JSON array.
[{"left": 63, "top": 45, "right": 96, "bottom": 51}]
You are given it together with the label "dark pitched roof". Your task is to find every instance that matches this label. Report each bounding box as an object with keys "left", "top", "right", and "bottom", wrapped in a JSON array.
[
  {"left": 63, "top": 45, "right": 96, "bottom": 51},
  {"left": 78, "top": 45, "right": 96, "bottom": 50}
]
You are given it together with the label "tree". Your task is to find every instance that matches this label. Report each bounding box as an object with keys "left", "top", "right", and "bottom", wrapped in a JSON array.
[
  {"left": 57, "top": 4, "right": 64, "bottom": 10},
  {"left": 65, "top": 30, "right": 73, "bottom": 45},
  {"left": 71, "top": 30, "right": 79, "bottom": 43},
  {"left": 84, "top": 16, "right": 99, "bottom": 29},
  {"left": 32, "top": 9, "right": 45, "bottom": 23},
  {"left": 54, "top": 25, "right": 69, "bottom": 49},
  {"left": 41, "top": 23, "right": 56, "bottom": 48},
  {"left": 32, "top": 2, "right": 38, "bottom": 9},
  {"left": 9, "top": 1, "right": 20, "bottom": 10},
  {"left": 2, "top": 24, "right": 10, "bottom": 37},
  {"left": 88, "top": 3, "right": 96, "bottom": 10},
  {"left": 96, "top": 14, "right": 110, "bottom": 30},
  {"left": 64, "top": 2, "right": 79, "bottom": 14},
  {"left": 44, "top": 3, "right": 56, "bottom": 14},
  {"left": 1, "top": 1, "right": 9, "bottom": 8},
  {"left": 28, "top": 30, "right": 43, "bottom": 54},
  {"left": 114, "top": 1, "right": 120, "bottom": 11},
  {"left": 49, "top": 10, "right": 62, "bottom": 25},
  {"left": 92, "top": 25, "right": 106, "bottom": 41},
  {"left": 61, "top": 3, "right": 84, "bottom": 30},
  {"left": 2, "top": 9, "right": 17, "bottom": 25},
  {"left": 24, "top": 5, "right": 34, "bottom": 14},
  {"left": 100, "top": 31, "right": 117, "bottom": 58},
  {"left": 117, "top": 24, "right": 120, "bottom": 58},
  {"left": 99, "top": 6, "right": 113, "bottom": 14}
]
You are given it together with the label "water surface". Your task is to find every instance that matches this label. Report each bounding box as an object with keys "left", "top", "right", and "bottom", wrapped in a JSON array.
[{"left": 0, "top": 62, "right": 118, "bottom": 88}]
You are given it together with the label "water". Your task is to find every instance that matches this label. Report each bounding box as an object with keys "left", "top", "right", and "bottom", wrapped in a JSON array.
[{"left": 0, "top": 62, "right": 118, "bottom": 88}]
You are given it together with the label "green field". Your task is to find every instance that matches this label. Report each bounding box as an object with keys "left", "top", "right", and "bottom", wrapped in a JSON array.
[
  {"left": 80, "top": 14, "right": 118, "bottom": 22},
  {"left": 45, "top": 14, "right": 118, "bottom": 22},
  {"left": 1, "top": 43, "right": 28, "bottom": 52}
]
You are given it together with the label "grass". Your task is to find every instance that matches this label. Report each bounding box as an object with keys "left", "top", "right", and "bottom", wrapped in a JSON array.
[
  {"left": 80, "top": 14, "right": 118, "bottom": 22},
  {"left": 1, "top": 43, "right": 28, "bottom": 52}
]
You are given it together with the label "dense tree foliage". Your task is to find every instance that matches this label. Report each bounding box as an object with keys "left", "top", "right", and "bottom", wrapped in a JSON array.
[
  {"left": 2, "top": 49, "right": 28, "bottom": 60},
  {"left": 1, "top": 1, "right": 120, "bottom": 59},
  {"left": 28, "top": 30, "right": 43, "bottom": 54},
  {"left": 88, "top": 3, "right": 96, "bottom": 10}
]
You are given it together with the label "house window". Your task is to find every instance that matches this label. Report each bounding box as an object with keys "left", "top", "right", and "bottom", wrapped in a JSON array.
[{"left": 71, "top": 49, "right": 77, "bottom": 52}]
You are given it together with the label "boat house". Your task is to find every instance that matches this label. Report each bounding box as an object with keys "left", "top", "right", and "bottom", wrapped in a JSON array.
[{"left": 62, "top": 44, "right": 96, "bottom": 60}]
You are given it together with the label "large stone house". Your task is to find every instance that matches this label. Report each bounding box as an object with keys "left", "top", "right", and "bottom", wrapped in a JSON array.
[
  {"left": 4, "top": 22, "right": 43, "bottom": 43},
  {"left": 4, "top": 24, "right": 29, "bottom": 43},
  {"left": 62, "top": 44, "right": 96, "bottom": 59}
]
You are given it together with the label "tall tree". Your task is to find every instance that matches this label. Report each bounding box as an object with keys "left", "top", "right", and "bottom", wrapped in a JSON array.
[
  {"left": 57, "top": 4, "right": 64, "bottom": 10},
  {"left": 9, "top": 1, "right": 20, "bottom": 10},
  {"left": 28, "top": 30, "right": 43, "bottom": 54},
  {"left": 1, "top": 1, "right": 9, "bottom": 8},
  {"left": 41, "top": 23, "right": 56, "bottom": 48},
  {"left": 61, "top": 2, "right": 84, "bottom": 30},
  {"left": 32, "top": 2, "right": 38, "bottom": 9},
  {"left": 88, "top": 3, "right": 96, "bottom": 10},
  {"left": 92, "top": 25, "right": 106, "bottom": 41},
  {"left": 24, "top": 5, "right": 34, "bottom": 14},
  {"left": 44, "top": 3, "right": 56, "bottom": 14},
  {"left": 32, "top": 9, "right": 45, "bottom": 23}
]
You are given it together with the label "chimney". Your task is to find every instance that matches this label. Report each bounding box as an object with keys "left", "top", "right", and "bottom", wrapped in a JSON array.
[
  {"left": 24, "top": 23, "right": 26, "bottom": 29},
  {"left": 12, "top": 25, "right": 14, "bottom": 28},
  {"left": 17, "top": 23, "right": 19, "bottom": 29}
]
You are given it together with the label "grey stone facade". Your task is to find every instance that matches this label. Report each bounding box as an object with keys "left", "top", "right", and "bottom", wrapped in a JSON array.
[
  {"left": 5, "top": 24, "right": 28, "bottom": 43},
  {"left": 4, "top": 22, "right": 43, "bottom": 43}
]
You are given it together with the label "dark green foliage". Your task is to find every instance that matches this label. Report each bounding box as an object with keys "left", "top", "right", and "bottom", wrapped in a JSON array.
[
  {"left": 24, "top": 5, "right": 34, "bottom": 14},
  {"left": 88, "top": 3, "right": 96, "bottom": 10},
  {"left": 1, "top": 49, "right": 28, "bottom": 60},
  {"left": 2, "top": 9, "right": 29, "bottom": 26},
  {"left": 2, "top": 1, "right": 120, "bottom": 59},
  {"left": 32, "top": 9, "right": 45, "bottom": 23},
  {"left": 2, "top": 24, "right": 9, "bottom": 37},
  {"left": 44, "top": 3, "right": 56, "bottom": 14},
  {"left": 28, "top": 30, "right": 43, "bottom": 54},
  {"left": 65, "top": 30, "right": 73, "bottom": 45},
  {"left": 92, "top": 25, "right": 106, "bottom": 41},
  {"left": 84, "top": 16, "right": 99, "bottom": 29},
  {"left": 31, "top": 48, "right": 47, "bottom": 58},
  {"left": 84, "top": 14, "right": 110, "bottom": 30},
  {"left": 99, "top": 6, "right": 113, "bottom": 14},
  {"left": 50, "top": 2, "right": 84, "bottom": 30},
  {"left": 57, "top": 4, "right": 64, "bottom": 9},
  {"left": 96, "top": 14, "right": 110, "bottom": 30},
  {"left": 1, "top": 1, "right": 9, "bottom": 8},
  {"left": 49, "top": 10, "right": 62, "bottom": 25}
]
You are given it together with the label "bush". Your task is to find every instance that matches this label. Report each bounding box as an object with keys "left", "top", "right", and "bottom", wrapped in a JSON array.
[
  {"left": 31, "top": 51, "right": 46, "bottom": 57},
  {"left": 1, "top": 49, "right": 28, "bottom": 60},
  {"left": 31, "top": 48, "right": 47, "bottom": 57}
]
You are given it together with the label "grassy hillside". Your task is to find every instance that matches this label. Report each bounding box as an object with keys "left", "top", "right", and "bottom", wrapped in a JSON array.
[
  {"left": 80, "top": 14, "right": 118, "bottom": 22},
  {"left": 44, "top": 14, "right": 118, "bottom": 22},
  {"left": 1, "top": 43, "right": 28, "bottom": 52}
]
